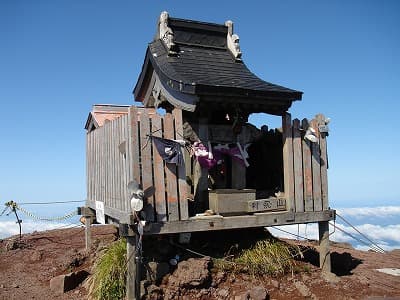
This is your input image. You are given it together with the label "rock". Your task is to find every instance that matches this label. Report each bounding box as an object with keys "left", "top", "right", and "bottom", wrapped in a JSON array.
[
  {"left": 167, "top": 257, "right": 211, "bottom": 289},
  {"left": 235, "top": 292, "right": 250, "bottom": 300},
  {"left": 147, "top": 262, "right": 170, "bottom": 282},
  {"left": 248, "top": 286, "right": 268, "bottom": 300},
  {"left": 271, "top": 279, "right": 280, "bottom": 289},
  {"left": 218, "top": 288, "right": 229, "bottom": 298},
  {"left": 294, "top": 280, "right": 311, "bottom": 297},
  {"left": 12, "top": 283, "right": 19, "bottom": 288},
  {"left": 322, "top": 271, "right": 340, "bottom": 283},
  {"left": 0, "top": 284, "right": 4, "bottom": 288},
  {"left": 30, "top": 250, "right": 42, "bottom": 262},
  {"left": 5, "top": 239, "right": 20, "bottom": 251},
  {"left": 50, "top": 270, "right": 89, "bottom": 293}
]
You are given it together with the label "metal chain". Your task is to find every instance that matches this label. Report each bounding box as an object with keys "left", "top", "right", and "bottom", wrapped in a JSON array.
[{"left": 15, "top": 204, "right": 77, "bottom": 222}]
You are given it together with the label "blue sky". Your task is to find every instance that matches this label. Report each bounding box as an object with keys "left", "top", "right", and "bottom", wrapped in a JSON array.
[{"left": 1, "top": 0, "right": 399, "bottom": 211}]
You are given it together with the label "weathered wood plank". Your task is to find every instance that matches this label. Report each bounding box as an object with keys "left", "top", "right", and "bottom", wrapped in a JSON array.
[
  {"left": 129, "top": 106, "right": 141, "bottom": 188},
  {"left": 282, "top": 113, "right": 294, "bottom": 212},
  {"left": 164, "top": 112, "right": 179, "bottom": 221},
  {"left": 301, "top": 119, "right": 313, "bottom": 212},
  {"left": 126, "top": 112, "right": 132, "bottom": 213},
  {"left": 173, "top": 109, "right": 189, "bottom": 220},
  {"left": 140, "top": 109, "right": 155, "bottom": 221},
  {"left": 292, "top": 119, "right": 304, "bottom": 212},
  {"left": 121, "top": 115, "right": 128, "bottom": 213},
  {"left": 112, "top": 118, "right": 123, "bottom": 210},
  {"left": 316, "top": 114, "right": 329, "bottom": 211},
  {"left": 310, "top": 118, "right": 322, "bottom": 211},
  {"left": 194, "top": 117, "right": 209, "bottom": 213},
  {"left": 151, "top": 114, "right": 167, "bottom": 222},
  {"left": 143, "top": 210, "right": 336, "bottom": 235}
]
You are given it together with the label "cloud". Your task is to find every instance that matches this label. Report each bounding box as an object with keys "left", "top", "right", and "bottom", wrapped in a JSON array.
[
  {"left": 337, "top": 206, "right": 400, "bottom": 219},
  {"left": 268, "top": 222, "right": 400, "bottom": 252},
  {"left": 0, "top": 220, "right": 80, "bottom": 239}
]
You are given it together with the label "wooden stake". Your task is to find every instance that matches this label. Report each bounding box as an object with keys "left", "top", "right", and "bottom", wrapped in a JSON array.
[{"left": 84, "top": 216, "right": 92, "bottom": 250}]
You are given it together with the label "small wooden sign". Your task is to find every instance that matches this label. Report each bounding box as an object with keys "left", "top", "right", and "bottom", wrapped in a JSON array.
[{"left": 247, "top": 198, "right": 286, "bottom": 213}]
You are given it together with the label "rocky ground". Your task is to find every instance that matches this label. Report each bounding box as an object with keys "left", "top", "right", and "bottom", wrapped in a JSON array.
[{"left": 0, "top": 225, "right": 399, "bottom": 300}]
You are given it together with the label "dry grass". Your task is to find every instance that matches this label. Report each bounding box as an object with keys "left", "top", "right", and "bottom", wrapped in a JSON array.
[{"left": 214, "top": 239, "right": 302, "bottom": 276}]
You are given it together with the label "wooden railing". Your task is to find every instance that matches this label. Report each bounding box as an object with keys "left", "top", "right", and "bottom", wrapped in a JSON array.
[
  {"left": 86, "top": 107, "right": 189, "bottom": 222},
  {"left": 282, "top": 113, "right": 329, "bottom": 213}
]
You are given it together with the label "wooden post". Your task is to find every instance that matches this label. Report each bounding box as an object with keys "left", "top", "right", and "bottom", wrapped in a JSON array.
[
  {"left": 85, "top": 216, "right": 92, "bottom": 250},
  {"left": 194, "top": 117, "right": 209, "bottom": 212},
  {"left": 318, "top": 221, "right": 331, "bottom": 273},
  {"left": 282, "top": 113, "right": 294, "bottom": 212},
  {"left": 126, "top": 235, "right": 137, "bottom": 300}
]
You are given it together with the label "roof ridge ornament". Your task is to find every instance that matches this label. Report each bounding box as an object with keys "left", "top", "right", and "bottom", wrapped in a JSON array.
[
  {"left": 158, "top": 11, "right": 177, "bottom": 55},
  {"left": 225, "top": 20, "right": 242, "bottom": 61}
]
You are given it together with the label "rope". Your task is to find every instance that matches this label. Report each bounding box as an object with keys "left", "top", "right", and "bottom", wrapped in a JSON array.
[
  {"left": 336, "top": 213, "right": 386, "bottom": 253},
  {"left": 18, "top": 200, "right": 85, "bottom": 205},
  {"left": 329, "top": 222, "right": 384, "bottom": 253}
]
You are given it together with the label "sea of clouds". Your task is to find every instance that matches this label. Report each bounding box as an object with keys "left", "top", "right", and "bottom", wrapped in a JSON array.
[{"left": 1, "top": 205, "right": 399, "bottom": 251}]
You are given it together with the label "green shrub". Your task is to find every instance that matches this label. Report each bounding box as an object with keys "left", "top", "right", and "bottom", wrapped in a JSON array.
[{"left": 89, "top": 238, "right": 127, "bottom": 300}]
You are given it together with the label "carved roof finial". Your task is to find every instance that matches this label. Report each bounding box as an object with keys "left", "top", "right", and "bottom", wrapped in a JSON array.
[
  {"left": 158, "top": 11, "right": 177, "bottom": 55},
  {"left": 225, "top": 20, "right": 242, "bottom": 60}
]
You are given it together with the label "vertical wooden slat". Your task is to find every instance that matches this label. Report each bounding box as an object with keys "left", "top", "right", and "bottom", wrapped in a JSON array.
[
  {"left": 194, "top": 117, "right": 209, "bottom": 213},
  {"left": 109, "top": 121, "right": 114, "bottom": 208},
  {"left": 86, "top": 132, "right": 89, "bottom": 203},
  {"left": 127, "top": 109, "right": 134, "bottom": 213},
  {"left": 282, "top": 113, "right": 294, "bottom": 212},
  {"left": 292, "top": 119, "right": 304, "bottom": 212},
  {"left": 140, "top": 109, "right": 155, "bottom": 221},
  {"left": 129, "top": 107, "right": 141, "bottom": 187},
  {"left": 115, "top": 118, "right": 120, "bottom": 210},
  {"left": 122, "top": 115, "right": 128, "bottom": 213},
  {"left": 173, "top": 108, "right": 189, "bottom": 220},
  {"left": 151, "top": 114, "right": 167, "bottom": 222},
  {"left": 317, "top": 114, "right": 329, "bottom": 211},
  {"left": 164, "top": 112, "right": 179, "bottom": 221},
  {"left": 310, "top": 118, "right": 322, "bottom": 211},
  {"left": 101, "top": 126, "right": 106, "bottom": 205},
  {"left": 86, "top": 132, "right": 90, "bottom": 201},
  {"left": 117, "top": 117, "right": 123, "bottom": 211},
  {"left": 302, "top": 119, "right": 313, "bottom": 212},
  {"left": 93, "top": 130, "right": 97, "bottom": 203},
  {"left": 106, "top": 121, "right": 111, "bottom": 209},
  {"left": 103, "top": 123, "right": 108, "bottom": 208}
]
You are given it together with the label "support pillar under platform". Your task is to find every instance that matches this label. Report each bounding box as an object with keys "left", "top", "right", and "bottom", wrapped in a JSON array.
[
  {"left": 318, "top": 221, "right": 331, "bottom": 273},
  {"left": 126, "top": 235, "right": 137, "bottom": 300}
]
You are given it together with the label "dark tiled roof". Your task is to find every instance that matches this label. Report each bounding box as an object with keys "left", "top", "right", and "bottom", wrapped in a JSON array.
[
  {"left": 149, "top": 39, "right": 301, "bottom": 97},
  {"left": 134, "top": 16, "right": 302, "bottom": 112}
]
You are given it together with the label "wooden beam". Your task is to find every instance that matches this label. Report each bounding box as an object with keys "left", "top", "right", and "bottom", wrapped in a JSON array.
[{"left": 142, "top": 210, "right": 335, "bottom": 235}]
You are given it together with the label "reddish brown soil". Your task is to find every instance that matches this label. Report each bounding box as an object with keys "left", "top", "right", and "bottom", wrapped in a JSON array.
[{"left": 0, "top": 225, "right": 399, "bottom": 300}]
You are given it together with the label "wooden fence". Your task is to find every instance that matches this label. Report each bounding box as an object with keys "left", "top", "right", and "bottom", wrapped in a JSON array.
[
  {"left": 283, "top": 113, "right": 329, "bottom": 213},
  {"left": 87, "top": 107, "right": 329, "bottom": 224},
  {"left": 86, "top": 107, "right": 189, "bottom": 223}
]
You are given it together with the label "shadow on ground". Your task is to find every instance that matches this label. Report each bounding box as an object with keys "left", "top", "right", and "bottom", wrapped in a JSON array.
[{"left": 299, "top": 246, "right": 363, "bottom": 276}]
